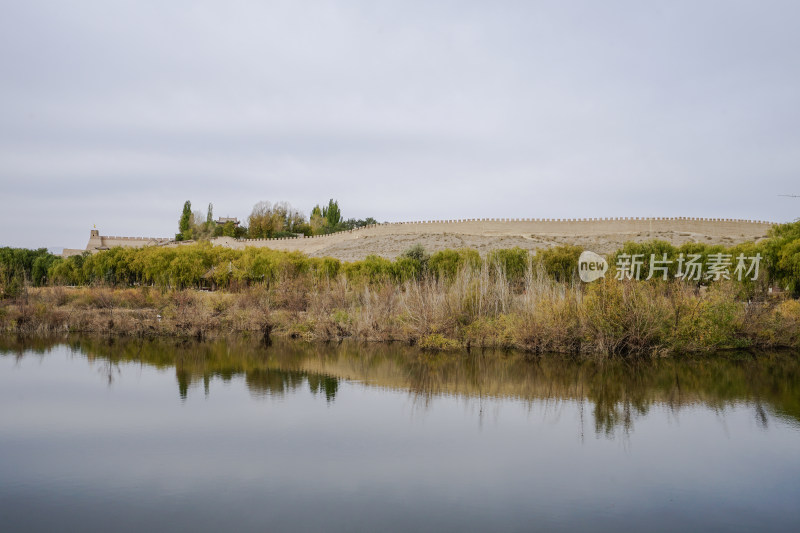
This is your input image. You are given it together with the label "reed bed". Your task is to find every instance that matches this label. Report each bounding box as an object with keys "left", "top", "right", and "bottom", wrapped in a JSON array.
[{"left": 2, "top": 262, "right": 798, "bottom": 357}]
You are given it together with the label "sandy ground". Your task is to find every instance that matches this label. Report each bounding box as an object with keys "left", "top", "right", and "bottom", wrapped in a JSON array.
[
  {"left": 302, "top": 229, "right": 764, "bottom": 261},
  {"left": 79, "top": 219, "right": 769, "bottom": 262}
]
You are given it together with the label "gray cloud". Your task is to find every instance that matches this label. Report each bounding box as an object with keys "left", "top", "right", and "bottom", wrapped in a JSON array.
[{"left": 1, "top": 0, "right": 798, "bottom": 249}]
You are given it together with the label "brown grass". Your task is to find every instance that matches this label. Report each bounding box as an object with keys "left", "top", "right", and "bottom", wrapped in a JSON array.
[{"left": 1, "top": 269, "right": 798, "bottom": 356}]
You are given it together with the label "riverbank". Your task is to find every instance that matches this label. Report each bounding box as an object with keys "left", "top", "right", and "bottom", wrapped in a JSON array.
[{"left": 2, "top": 278, "right": 799, "bottom": 356}]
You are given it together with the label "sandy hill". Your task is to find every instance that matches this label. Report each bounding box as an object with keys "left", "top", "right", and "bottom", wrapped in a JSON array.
[{"left": 207, "top": 217, "right": 774, "bottom": 261}]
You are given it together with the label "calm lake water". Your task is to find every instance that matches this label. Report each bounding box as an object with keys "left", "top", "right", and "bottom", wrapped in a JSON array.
[{"left": 1, "top": 337, "right": 799, "bottom": 532}]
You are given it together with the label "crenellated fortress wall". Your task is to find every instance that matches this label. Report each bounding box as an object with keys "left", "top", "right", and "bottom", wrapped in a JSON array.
[
  {"left": 66, "top": 217, "right": 776, "bottom": 260},
  {"left": 63, "top": 230, "right": 172, "bottom": 257},
  {"left": 211, "top": 217, "right": 774, "bottom": 251}
]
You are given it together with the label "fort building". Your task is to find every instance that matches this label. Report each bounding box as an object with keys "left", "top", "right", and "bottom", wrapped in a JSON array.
[{"left": 62, "top": 229, "right": 172, "bottom": 257}]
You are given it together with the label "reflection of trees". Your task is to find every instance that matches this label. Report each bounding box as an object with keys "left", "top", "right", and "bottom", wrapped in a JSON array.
[
  {"left": 246, "top": 368, "right": 338, "bottom": 402},
  {"left": 308, "top": 374, "right": 339, "bottom": 402},
  {"left": 1, "top": 336, "right": 798, "bottom": 434}
]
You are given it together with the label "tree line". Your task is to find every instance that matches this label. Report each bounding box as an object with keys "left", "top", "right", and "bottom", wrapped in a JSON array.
[
  {"left": 1, "top": 220, "right": 798, "bottom": 298},
  {"left": 175, "top": 199, "right": 377, "bottom": 241}
]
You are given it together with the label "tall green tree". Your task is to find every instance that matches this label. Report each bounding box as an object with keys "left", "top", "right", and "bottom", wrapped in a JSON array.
[
  {"left": 322, "top": 199, "right": 341, "bottom": 228},
  {"left": 221, "top": 221, "right": 236, "bottom": 237},
  {"left": 310, "top": 205, "right": 325, "bottom": 234},
  {"left": 763, "top": 219, "right": 800, "bottom": 295},
  {"left": 0, "top": 247, "right": 57, "bottom": 296},
  {"left": 177, "top": 200, "right": 192, "bottom": 241},
  {"left": 248, "top": 201, "right": 273, "bottom": 238}
]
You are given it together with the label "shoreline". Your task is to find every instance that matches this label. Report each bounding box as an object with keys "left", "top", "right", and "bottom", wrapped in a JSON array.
[
  {"left": 3, "top": 284, "right": 798, "bottom": 356},
  {"left": 5, "top": 222, "right": 800, "bottom": 357}
]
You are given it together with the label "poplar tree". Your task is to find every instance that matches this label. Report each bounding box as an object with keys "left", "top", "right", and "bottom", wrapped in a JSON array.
[
  {"left": 177, "top": 200, "right": 192, "bottom": 241},
  {"left": 322, "top": 199, "right": 341, "bottom": 228}
]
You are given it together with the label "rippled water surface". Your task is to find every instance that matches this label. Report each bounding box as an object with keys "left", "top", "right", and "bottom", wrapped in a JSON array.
[{"left": 1, "top": 337, "right": 799, "bottom": 532}]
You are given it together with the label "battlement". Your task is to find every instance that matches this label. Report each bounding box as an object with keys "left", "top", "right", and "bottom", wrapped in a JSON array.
[
  {"left": 67, "top": 229, "right": 174, "bottom": 256},
  {"left": 99, "top": 236, "right": 172, "bottom": 242},
  {"left": 384, "top": 217, "right": 773, "bottom": 224},
  {"left": 69, "top": 217, "right": 777, "bottom": 259},
  {"left": 214, "top": 217, "right": 775, "bottom": 248}
]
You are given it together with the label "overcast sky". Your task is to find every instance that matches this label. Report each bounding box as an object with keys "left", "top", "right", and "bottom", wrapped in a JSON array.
[{"left": 1, "top": 0, "right": 798, "bottom": 249}]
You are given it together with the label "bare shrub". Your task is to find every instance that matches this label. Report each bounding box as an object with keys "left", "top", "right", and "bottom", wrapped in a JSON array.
[
  {"left": 400, "top": 278, "right": 458, "bottom": 339},
  {"left": 273, "top": 277, "right": 309, "bottom": 314},
  {"left": 352, "top": 283, "right": 400, "bottom": 340}
]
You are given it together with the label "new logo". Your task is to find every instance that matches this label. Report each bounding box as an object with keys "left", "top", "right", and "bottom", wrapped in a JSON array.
[{"left": 579, "top": 251, "right": 608, "bottom": 282}]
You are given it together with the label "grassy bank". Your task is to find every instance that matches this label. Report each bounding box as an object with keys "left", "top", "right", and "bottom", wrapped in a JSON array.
[
  {"left": 2, "top": 219, "right": 799, "bottom": 355},
  {"left": 2, "top": 270, "right": 798, "bottom": 356}
]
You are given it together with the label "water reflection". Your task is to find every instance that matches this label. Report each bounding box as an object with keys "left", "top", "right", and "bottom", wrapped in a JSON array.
[
  {"left": 1, "top": 336, "right": 798, "bottom": 435},
  {"left": 245, "top": 369, "right": 339, "bottom": 402},
  {"left": 2, "top": 336, "right": 800, "bottom": 533}
]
